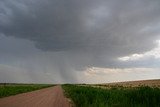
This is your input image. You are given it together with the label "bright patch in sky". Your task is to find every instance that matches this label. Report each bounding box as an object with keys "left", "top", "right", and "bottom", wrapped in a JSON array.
[
  {"left": 118, "top": 40, "right": 160, "bottom": 61},
  {"left": 81, "top": 67, "right": 160, "bottom": 83}
]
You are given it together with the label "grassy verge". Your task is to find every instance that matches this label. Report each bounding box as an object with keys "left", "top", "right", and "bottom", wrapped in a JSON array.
[
  {"left": 62, "top": 84, "right": 160, "bottom": 107},
  {"left": 0, "top": 84, "right": 54, "bottom": 98}
]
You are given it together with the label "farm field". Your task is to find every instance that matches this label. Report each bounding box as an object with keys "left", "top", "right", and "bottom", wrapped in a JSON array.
[
  {"left": 93, "top": 79, "right": 160, "bottom": 89},
  {"left": 63, "top": 80, "right": 160, "bottom": 107},
  {"left": 0, "top": 83, "right": 54, "bottom": 98}
]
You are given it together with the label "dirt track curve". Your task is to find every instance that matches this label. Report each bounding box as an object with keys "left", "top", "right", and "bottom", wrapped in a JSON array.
[{"left": 0, "top": 86, "right": 71, "bottom": 107}]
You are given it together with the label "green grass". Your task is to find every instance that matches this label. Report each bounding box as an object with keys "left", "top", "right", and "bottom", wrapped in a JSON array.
[
  {"left": 62, "top": 84, "right": 160, "bottom": 107},
  {"left": 0, "top": 84, "right": 54, "bottom": 98}
]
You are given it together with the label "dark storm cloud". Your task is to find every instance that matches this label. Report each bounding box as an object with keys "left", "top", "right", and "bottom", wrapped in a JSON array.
[
  {"left": 0, "top": 0, "right": 160, "bottom": 83},
  {"left": 1, "top": 0, "right": 160, "bottom": 55}
]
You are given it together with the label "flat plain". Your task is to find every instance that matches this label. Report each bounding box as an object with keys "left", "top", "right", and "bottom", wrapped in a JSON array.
[
  {"left": 0, "top": 79, "right": 160, "bottom": 107},
  {"left": 63, "top": 79, "right": 160, "bottom": 107}
]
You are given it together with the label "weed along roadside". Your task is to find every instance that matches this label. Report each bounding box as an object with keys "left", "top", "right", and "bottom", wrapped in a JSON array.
[{"left": 62, "top": 84, "right": 160, "bottom": 107}]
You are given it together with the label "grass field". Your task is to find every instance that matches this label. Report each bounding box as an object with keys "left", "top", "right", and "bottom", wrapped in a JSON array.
[
  {"left": 0, "top": 84, "right": 54, "bottom": 98},
  {"left": 63, "top": 84, "right": 160, "bottom": 107}
]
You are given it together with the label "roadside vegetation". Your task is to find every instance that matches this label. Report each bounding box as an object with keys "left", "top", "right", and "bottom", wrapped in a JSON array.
[
  {"left": 0, "top": 84, "right": 54, "bottom": 98},
  {"left": 63, "top": 84, "right": 160, "bottom": 107}
]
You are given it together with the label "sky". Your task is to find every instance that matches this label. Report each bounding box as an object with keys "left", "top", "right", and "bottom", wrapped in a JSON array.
[{"left": 0, "top": 0, "right": 160, "bottom": 83}]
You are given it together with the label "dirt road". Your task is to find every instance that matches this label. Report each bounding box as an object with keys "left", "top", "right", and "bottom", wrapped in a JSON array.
[{"left": 0, "top": 86, "right": 71, "bottom": 107}]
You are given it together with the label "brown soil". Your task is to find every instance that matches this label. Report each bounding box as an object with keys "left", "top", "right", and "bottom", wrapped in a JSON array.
[
  {"left": 106, "top": 79, "right": 160, "bottom": 87},
  {"left": 0, "top": 85, "right": 71, "bottom": 107}
]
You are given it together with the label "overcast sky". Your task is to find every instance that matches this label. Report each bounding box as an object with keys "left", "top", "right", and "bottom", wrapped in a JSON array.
[{"left": 0, "top": 0, "right": 160, "bottom": 83}]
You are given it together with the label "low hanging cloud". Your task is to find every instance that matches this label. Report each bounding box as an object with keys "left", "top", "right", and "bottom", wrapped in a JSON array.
[{"left": 1, "top": 0, "right": 160, "bottom": 54}]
